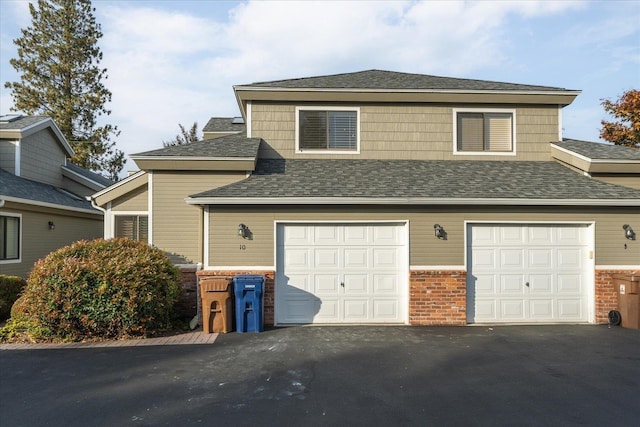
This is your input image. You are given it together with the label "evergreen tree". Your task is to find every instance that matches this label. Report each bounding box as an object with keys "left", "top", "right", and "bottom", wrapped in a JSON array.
[
  {"left": 163, "top": 122, "right": 199, "bottom": 147},
  {"left": 5, "top": 0, "right": 124, "bottom": 180}
]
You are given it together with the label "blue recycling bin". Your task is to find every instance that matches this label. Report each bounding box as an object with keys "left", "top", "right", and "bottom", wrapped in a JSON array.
[{"left": 233, "top": 275, "right": 265, "bottom": 333}]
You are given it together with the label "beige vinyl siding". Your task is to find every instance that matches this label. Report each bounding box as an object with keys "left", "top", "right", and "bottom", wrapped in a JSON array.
[
  {"left": 152, "top": 171, "right": 246, "bottom": 264},
  {"left": 0, "top": 203, "right": 102, "bottom": 278},
  {"left": 19, "top": 129, "right": 66, "bottom": 186},
  {"left": 207, "top": 205, "right": 639, "bottom": 267},
  {"left": 111, "top": 184, "right": 148, "bottom": 211},
  {"left": 252, "top": 103, "right": 559, "bottom": 161},
  {"left": 0, "top": 139, "right": 17, "bottom": 174},
  {"left": 591, "top": 174, "right": 640, "bottom": 190}
]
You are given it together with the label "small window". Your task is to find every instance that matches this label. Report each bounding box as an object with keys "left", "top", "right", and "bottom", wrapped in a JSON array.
[
  {"left": 115, "top": 215, "right": 148, "bottom": 242},
  {"left": 0, "top": 215, "right": 20, "bottom": 261},
  {"left": 297, "top": 108, "right": 358, "bottom": 152},
  {"left": 455, "top": 111, "right": 514, "bottom": 153}
]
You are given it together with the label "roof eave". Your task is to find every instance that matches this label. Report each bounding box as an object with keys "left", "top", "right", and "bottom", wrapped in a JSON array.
[
  {"left": 185, "top": 197, "right": 640, "bottom": 207},
  {"left": 0, "top": 195, "right": 102, "bottom": 215}
]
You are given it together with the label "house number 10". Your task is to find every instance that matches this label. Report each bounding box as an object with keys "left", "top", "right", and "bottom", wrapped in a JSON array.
[{"left": 239, "top": 244, "right": 247, "bottom": 251}]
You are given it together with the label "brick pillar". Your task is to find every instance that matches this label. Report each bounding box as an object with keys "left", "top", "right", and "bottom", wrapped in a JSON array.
[
  {"left": 409, "top": 270, "right": 467, "bottom": 325},
  {"left": 176, "top": 267, "right": 198, "bottom": 320},
  {"left": 595, "top": 269, "right": 638, "bottom": 323}
]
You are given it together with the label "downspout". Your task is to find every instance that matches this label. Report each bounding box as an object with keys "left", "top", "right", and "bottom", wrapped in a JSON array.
[{"left": 87, "top": 196, "right": 108, "bottom": 238}]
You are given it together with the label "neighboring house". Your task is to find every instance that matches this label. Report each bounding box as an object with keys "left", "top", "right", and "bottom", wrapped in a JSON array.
[
  {"left": 0, "top": 115, "right": 109, "bottom": 278},
  {"left": 90, "top": 70, "right": 640, "bottom": 326}
]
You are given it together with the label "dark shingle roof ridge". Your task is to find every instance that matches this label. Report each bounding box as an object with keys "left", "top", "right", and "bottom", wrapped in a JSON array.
[
  {"left": 190, "top": 158, "right": 640, "bottom": 202},
  {"left": 0, "top": 115, "right": 51, "bottom": 130},
  {"left": 554, "top": 138, "right": 640, "bottom": 160},
  {"left": 203, "top": 117, "right": 246, "bottom": 132},
  {"left": 0, "top": 169, "right": 99, "bottom": 212},
  {"left": 241, "top": 69, "right": 575, "bottom": 92},
  {"left": 131, "top": 134, "right": 261, "bottom": 158}
]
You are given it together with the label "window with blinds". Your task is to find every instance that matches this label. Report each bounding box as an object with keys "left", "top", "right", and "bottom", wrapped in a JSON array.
[
  {"left": 115, "top": 215, "right": 148, "bottom": 242},
  {"left": 299, "top": 110, "right": 357, "bottom": 151},
  {"left": 456, "top": 112, "right": 513, "bottom": 153},
  {"left": 0, "top": 215, "right": 20, "bottom": 261}
]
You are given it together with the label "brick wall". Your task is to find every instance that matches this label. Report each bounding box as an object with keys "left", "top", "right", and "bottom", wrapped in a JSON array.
[
  {"left": 196, "top": 270, "right": 275, "bottom": 326},
  {"left": 409, "top": 270, "right": 467, "bottom": 325},
  {"left": 176, "top": 267, "right": 198, "bottom": 320},
  {"left": 595, "top": 269, "right": 638, "bottom": 324}
]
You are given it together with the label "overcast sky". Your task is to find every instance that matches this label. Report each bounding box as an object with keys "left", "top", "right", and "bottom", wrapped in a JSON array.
[{"left": 1, "top": 0, "right": 638, "bottom": 174}]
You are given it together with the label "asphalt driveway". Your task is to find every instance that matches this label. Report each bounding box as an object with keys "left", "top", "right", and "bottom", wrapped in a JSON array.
[{"left": 1, "top": 325, "right": 639, "bottom": 426}]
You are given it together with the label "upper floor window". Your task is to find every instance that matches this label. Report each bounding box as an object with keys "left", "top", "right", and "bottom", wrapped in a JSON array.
[
  {"left": 0, "top": 214, "right": 20, "bottom": 262},
  {"left": 296, "top": 107, "right": 359, "bottom": 153},
  {"left": 454, "top": 109, "right": 516, "bottom": 155},
  {"left": 114, "top": 215, "right": 148, "bottom": 242}
]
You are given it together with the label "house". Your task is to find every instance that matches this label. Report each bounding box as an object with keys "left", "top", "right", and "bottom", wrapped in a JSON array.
[
  {"left": 0, "top": 115, "right": 109, "bottom": 278},
  {"left": 89, "top": 70, "right": 640, "bottom": 326}
]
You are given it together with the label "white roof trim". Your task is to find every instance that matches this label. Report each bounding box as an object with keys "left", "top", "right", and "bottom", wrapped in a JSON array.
[
  {"left": 0, "top": 117, "right": 75, "bottom": 157},
  {"left": 61, "top": 165, "right": 107, "bottom": 191},
  {"left": 551, "top": 143, "right": 640, "bottom": 164},
  {"left": 130, "top": 156, "right": 256, "bottom": 162},
  {"left": 0, "top": 195, "right": 102, "bottom": 215},
  {"left": 89, "top": 170, "right": 146, "bottom": 199},
  {"left": 185, "top": 196, "right": 640, "bottom": 207}
]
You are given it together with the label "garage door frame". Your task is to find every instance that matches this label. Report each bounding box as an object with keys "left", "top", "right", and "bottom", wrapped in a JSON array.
[
  {"left": 274, "top": 220, "right": 410, "bottom": 325},
  {"left": 465, "top": 221, "right": 596, "bottom": 324}
]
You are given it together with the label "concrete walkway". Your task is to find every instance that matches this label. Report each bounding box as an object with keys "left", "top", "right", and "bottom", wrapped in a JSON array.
[{"left": 0, "top": 329, "right": 218, "bottom": 350}]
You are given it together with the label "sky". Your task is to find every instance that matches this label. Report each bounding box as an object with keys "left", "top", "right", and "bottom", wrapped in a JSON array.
[{"left": 1, "top": 0, "right": 639, "bottom": 175}]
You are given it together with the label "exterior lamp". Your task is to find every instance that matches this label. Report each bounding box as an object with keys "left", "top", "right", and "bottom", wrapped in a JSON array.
[
  {"left": 623, "top": 224, "right": 635, "bottom": 240},
  {"left": 237, "top": 223, "right": 249, "bottom": 239},
  {"left": 48, "top": 221, "right": 55, "bottom": 230},
  {"left": 434, "top": 224, "right": 447, "bottom": 240}
]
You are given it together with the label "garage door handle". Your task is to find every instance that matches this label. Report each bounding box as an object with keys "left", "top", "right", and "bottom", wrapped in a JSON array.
[
  {"left": 341, "top": 282, "right": 345, "bottom": 287},
  {"left": 525, "top": 282, "right": 530, "bottom": 287}
]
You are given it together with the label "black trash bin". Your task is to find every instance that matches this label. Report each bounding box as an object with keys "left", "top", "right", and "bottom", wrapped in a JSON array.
[
  {"left": 614, "top": 274, "right": 640, "bottom": 330},
  {"left": 233, "top": 275, "right": 265, "bottom": 333}
]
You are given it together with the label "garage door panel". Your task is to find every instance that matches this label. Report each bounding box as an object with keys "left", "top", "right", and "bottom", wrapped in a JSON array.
[
  {"left": 344, "top": 274, "right": 368, "bottom": 293},
  {"left": 500, "top": 249, "right": 524, "bottom": 269},
  {"left": 374, "top": 274, "right": 399, "bottom": 293},
  {"left": 316, "top": 249, "right": 340, "bottom": 268},
  {"left": 285, "top": 248, "right": 310, "bottom": 269},
  {"left": 344, "top": 248, "right": 368, "bottom": 269},
  {"left": 283, "top": 274, "right": 311, "bottom": 294},
  {"left": 344, "top": 226, "right": 368, "bottom": 244},
  {"left": 315, "top": 226, "right": 341, "bottom": 245},
  {"left": 501, "top": 300, "right": 525, "bottom": 319},
  {"left": 529, "top": 275, "right": 553, "bottom": 293},
  {"left": 468, "top": 224, "right": 589, "bottom": 324},
  {"left": 284, "top": 226, "right": 312, "bottom": 245},
  {"left": 529, "top": 299, "right": 553, "bottom": 318},
  {"left": 501, "top": 275, "right": 525, "bottom": 294},
  {"left": 316, "top": 299, "right": 339, "bottom": 322},
  {"left": 373, "top": 248, "right": 399, "bottom": 268},
  {"left": 344, "top": 299, "right": 368, "bottom": 320},
  {"left": 373, "top": 225, "right": 403, "bottom": 244},
  {"left": 315, "top": 274, "right": 340, "bottom": 294},
  {"left": 374, "top": 300, "right": 400, "bottom": 319},
  {"left": 281, "top": 299, "right": 316, "bottom": 323}
]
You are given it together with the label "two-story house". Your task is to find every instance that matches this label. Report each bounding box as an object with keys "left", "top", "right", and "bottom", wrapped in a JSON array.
[
  {"left": 89, "top": 70, "right": 640, "bottom": 326},
  {"left": 1, "top": 115, "right": 109, "bottom": 278}
]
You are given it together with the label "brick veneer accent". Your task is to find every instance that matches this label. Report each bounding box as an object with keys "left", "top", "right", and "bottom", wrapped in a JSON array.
[
  {"left": 410, "top": 270, "right": 467, "bottom": 325},
  {"left": 196, "top": 270, "right": 275, "bottom": 326},
  {"left": 595, "top": 269, "right": 638, "bottom": 324},
  {"left": 176, "top": 267, "right": 198, "bottom": 319}
]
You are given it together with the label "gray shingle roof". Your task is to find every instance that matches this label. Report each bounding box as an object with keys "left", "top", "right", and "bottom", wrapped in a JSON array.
[
  {"left": 0, "top": 115, "right": 50, "bottom": 130},
  {"left": 64, "top": 163, "right": 114, "bottom": 187},
  {"left": 554, "top": 139, "right": 640, "bottom": 160},
  {"left": 203, "top": 117, "right": 246, "bottom": 133},
  {"left": 240, "top": 70, "right": 575, "bottom": 92},
  {"left": 131, "top": 134, "right": 261, "bottom": 158},
  {"left": 190, "top": 159, "right": 640, "bottom": 203},
  {"left": 0, "top": 169, "right": 100, "bottom": 212}
]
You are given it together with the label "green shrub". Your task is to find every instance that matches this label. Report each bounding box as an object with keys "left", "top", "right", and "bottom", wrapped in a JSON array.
[
  {"left": 0, "top": 275, "right": 27, "bottom": 321},
  {"left": 4, "top": 238, "right": 181, "bottom": 342}
]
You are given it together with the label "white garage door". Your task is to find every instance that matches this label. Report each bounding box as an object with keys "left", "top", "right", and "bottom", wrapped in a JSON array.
[
  {"left": 276, "top": 223, "right": 407, "bottom": 324},
  {"left": 467, "top": 224, "right": 591, "bottom": 323}
]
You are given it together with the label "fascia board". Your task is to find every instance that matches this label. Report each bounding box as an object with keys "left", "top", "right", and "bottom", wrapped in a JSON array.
[
  {"left": 185, "top": 197, "right": 640, "bottom": 207},
  {"left": 89, "top": 170, "right": 147, "bottom": 200},
  {"left": 0, "top": 195, "right": 102, "bottom": 215},
  {"left": 61, "top": 166, "right": 106, "bottom": 191}
]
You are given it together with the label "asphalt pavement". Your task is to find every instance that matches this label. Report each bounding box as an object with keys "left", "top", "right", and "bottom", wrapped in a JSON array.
[{"left": 1, "top": 325, "right": 639, "bottom": 426}]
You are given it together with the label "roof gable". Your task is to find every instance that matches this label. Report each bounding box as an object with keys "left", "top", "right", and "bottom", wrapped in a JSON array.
[{"left": 0, "top": 115, "right": 74, "bottom": 157}]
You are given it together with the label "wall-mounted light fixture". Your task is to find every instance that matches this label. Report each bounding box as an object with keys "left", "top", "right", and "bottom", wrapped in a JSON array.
[
  {"left": 623, "top": 224, "right": 636, "bottom": 240},
  {"left": 48, "top": 221, "right": 55, "bottom": 230},
  {"left": 434, "top": 224, "right": 447, "bottom": 240},
  {"left": 237, "top": 223, "right": 250, "bottom": 239}
]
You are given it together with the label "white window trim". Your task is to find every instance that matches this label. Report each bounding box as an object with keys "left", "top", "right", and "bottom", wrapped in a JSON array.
[
  {"left": 109, "top": 211, "right": 149, "bottom": 240},
  {"left": 0, "top": 212, "right": 22, "bottom": 264},
  {"left": 452, "top": 108, "right": 517, "bottom": 156},
  {"left": 295, "top": 106, "right": 361, "bottom": 154}
]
